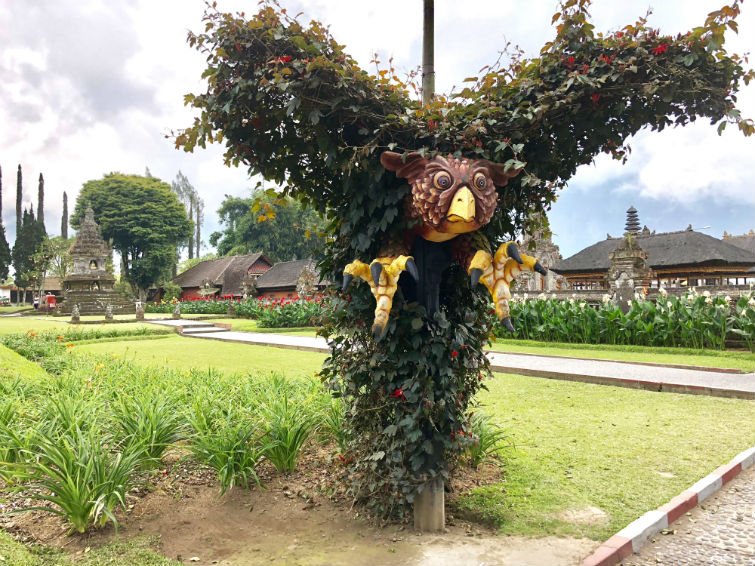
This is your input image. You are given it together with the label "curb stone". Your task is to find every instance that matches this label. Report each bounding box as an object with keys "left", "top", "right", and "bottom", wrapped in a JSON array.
[{"left": 582, "top": 446, "right": 755, "bottom": 566}]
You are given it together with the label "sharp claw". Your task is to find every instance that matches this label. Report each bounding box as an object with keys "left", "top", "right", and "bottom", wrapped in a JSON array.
[
  {"left": 342, "top": 273, "right": 353, "bottom": 290},
  {"left": 405, "top": 258, "right": 419, "bottom": 281},
  {"left": 501, "top": 317, "right": 515, "bottom": 332},
  {"left": 507, "top": 242, "right": 523, "bottom": 264},
  {"left": 371, "top": 262, "right": 383, "bottom": 287},
  {"left": 372, "top": 324, "right": 385, "bottom": 340},
  {"left": 470, "top": 268, "right": 482, "bottom": 289},
  {"left": 534, "top": 261, "right": 547, "bottom": 276}
]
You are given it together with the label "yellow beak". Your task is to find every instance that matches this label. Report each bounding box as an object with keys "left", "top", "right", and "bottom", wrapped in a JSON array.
[{"left": 447, "top": 186, "right": 476, "bottom": 222}]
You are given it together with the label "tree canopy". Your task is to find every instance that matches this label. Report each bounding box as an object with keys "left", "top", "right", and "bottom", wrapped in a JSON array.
[
  {"left": 12, "top": 208, "right": 46, "bottom": 293},
  {"left": 71, "top": 174, "right": 192, "bottom": 299},
  {"left": 210, "top": 190, "right": 325, "bottom": 262},
  {"left": 176, "top": 0, "right": 752, "bottom": 516}
]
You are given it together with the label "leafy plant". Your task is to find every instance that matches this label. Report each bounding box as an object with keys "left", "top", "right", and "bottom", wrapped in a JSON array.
[
  {"left": 319, "top": 397, "right": 350, "bottom": 455},
  {"left": 257, "top": 383, "right": 320, "bottom": 473},
  {"left": 463, "top": 412, "right": 509, "bottom": 469},
  {"left": 111, "top": 392, "right": 188, "bottom": 467},
  {"left": 189, "top": 411, "right": 268, "bottom": 494},
  {"left": 12, "top": 427, "right": 145, "bottom": 533}
]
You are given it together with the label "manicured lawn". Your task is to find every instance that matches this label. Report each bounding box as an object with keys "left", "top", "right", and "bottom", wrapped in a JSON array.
[
  {"left": 0, "top": 343, "right": 48, "bottom": 381},
  {"left": 202, "top": 317, "right": 319, "bottom": 336},
  {"left": 490, "top": 337, "right": 755, "bottom": 372},
  {"left": 0, "top": 306, "right": 30, "bottom": 314},
  {"left": 457, "top": 372, "right": 755, "bottom": 540},
  {"left": 0, "top": 316, "right": 158, "bottom": 336},
  {"left": 75, "top": 335, "right": 326, "bottom": 378}
]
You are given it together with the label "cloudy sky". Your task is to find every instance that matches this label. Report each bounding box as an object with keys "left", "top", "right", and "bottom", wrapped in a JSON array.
[{"left": 1, "top": 0, "right": 753, "bottom": 261}]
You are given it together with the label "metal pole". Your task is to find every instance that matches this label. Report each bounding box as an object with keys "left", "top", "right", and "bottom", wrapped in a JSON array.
[{"left": 422, "top": 0, "right": 435, "bottom": 105}]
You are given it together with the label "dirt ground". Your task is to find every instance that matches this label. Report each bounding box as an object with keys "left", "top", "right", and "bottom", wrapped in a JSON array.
[{"left": 3, "top": 447, "right": 597, "bottom": 566}]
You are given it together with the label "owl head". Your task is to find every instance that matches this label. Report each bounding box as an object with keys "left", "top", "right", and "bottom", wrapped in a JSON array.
[{"left": 380, "top": 151, "right": 524, "bottom": 234}]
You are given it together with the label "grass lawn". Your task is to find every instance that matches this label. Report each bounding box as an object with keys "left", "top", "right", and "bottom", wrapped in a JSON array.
[
  {"left": 0, "top": 306, "right": 31, "bottom": 314},
  {"left": 0, "top": 316, "right": 159, "bottom": 336},
  {"left": 201, "top": 317, "right": 319, "bottom": 336},
  {"left": 0, "top": 531, "right": 178, "bottom": 566},
  {"left": 456, "top": 372, "right": 755, "bottom": 540},
  {"left": 0, "top": 343, "right": 48, "bottom": 381},
  {"left": 490, "top": 337, "right": 755, "bottom": 372},
  {"left": 75, "top": 335, "right": 326, "bottom": 378}
]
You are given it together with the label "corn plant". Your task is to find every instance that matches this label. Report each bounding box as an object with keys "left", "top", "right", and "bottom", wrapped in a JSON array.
[
  {"left": 111, "top": 392, "right": 188, "bottom": 467},
  {"left": 189, "top": 411, "right": 269, "bottom": 494},
  {"left": 464, "top": 412, "right": 509, "bottom": 469},
  {"left": 12, "top": 427, "right": 146, "bottom": 533}
]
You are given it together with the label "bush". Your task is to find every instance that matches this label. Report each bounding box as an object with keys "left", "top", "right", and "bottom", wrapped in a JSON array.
[
  {"left": 189, "top": 408, "right": 268, "bottom": 494},
  {"left": 12, "top": 427, "right": 146, "bottom": 533},
  {"left": 501, "top": 289, "right": 755, "bottom": 351}
]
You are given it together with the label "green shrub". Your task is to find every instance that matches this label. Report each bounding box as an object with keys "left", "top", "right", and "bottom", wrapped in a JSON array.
[
  {"left": 257, "top": 378, "right": 320, "bottom": 473},
  {"left": 502, "top": 290, "right": 755, "bottom": 351},
  {"left": 463, "top": 412, "right": 509, "bottom": 469},
  {"left": 12, "top": 427, "right": 145, "bottom": 533},
  {"left": 111, "top": 392, "right": 188, "bottom": 467},
  {"left": 189, "top": 409, "right": 268, "bottom": 494}
]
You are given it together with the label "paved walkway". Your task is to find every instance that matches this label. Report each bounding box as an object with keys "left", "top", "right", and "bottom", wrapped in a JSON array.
[
  {"left": 623, "top": 466, "right": 754, "bottom": 566},
  {"left": 148, "top": 319, "right": 755, "bottom": 399}
]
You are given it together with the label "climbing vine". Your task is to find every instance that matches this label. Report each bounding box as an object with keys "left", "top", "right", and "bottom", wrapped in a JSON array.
[{"left": 175, "top": 0, "right": 752, "bottom": 516}]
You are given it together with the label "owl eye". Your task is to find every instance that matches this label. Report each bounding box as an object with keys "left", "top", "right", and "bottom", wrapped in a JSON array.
[
  {"left": 433, "top": 171, "right": 453, "bottom": 190},
  {"left": 473, "top": 173, "right": 487, "bottom": 189}
]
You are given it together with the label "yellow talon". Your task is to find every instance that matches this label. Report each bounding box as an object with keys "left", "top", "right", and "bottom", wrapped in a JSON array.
[{"left": 343, "top": 255, "right": 417, "bottom": 339}]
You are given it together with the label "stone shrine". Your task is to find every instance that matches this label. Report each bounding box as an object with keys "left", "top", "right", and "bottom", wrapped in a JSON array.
[
  {"left": 57, "top": 207, "right": 134, "bottom": 315},
  {"left": 607, "top": 206, "right": 653, "bottom": 312}
]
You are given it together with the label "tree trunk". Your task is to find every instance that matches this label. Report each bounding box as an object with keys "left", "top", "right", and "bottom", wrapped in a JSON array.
[
  {"left": 196, "top": 201, "right": 201, "bottom": 258},
  {"left": 421, "top": 0, "right": 435, "bottom": 106},
  {"left": 188, "top": 200, "right": 194, "bottom": 259}
]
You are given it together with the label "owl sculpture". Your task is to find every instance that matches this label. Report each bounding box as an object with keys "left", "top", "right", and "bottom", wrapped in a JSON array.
[{"left": 343, "top": 151, "right": 547, "bottom": 338}]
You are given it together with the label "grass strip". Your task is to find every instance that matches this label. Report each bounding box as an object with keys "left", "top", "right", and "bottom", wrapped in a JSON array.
[
  {"left": 454, "top": 372, "right": 755, "bottom": 540},
  {"left": 0, "top": 343, "right": 49, "bottom": 381},
  {"left": 490, "top": 337, "right": 755, "bottom": 372},
  {"left": 75, "top": 335, "right": 326, "bottom": 378}
]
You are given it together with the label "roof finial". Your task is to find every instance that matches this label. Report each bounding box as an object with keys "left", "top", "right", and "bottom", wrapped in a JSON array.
[{"left": 624, "top": 206, "right": 640, "bottom": 235}]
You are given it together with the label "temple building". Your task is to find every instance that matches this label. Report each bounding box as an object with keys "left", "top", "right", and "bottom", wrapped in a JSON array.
[
  {"left": 58, "top": 207, "right": 134, "bottom": 314},
  {"left": 551, "top": 207, "right": 755, "bottom": 290}
]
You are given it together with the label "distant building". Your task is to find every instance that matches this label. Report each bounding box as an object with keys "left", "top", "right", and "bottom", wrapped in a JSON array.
[
  {"left": 551, "top": 208, "right": 754, "bottom": 290},
  {"left": 517, "top": 213, "right": 568, "bottom": 292},
  {"left": 256, "top": 258, "right": 326, "bottom": 299},
  {"left": 172, "top": 253, "right": 273, "bottom": 299}
]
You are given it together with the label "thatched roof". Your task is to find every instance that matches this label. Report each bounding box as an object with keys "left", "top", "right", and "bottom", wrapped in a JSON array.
[
  {"left": 173, "top": 253, "right": 272, "bottom": 290},
  {"left": 256, "top": 259, "right": 324, "bottom": 291},
  {"left": 723, "top": 231, "right": 755, "bottom": 256},
  {"left": 552, "top": 229, "right": 754, "bottom": 274}
]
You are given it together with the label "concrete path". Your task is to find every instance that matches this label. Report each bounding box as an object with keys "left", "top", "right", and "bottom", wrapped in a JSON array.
[
  {"left": 147, "top": 319, "right": 755, "bottom": 399},
  {"left": 622, "top": 466, "right": 754, "bottom": 566}
]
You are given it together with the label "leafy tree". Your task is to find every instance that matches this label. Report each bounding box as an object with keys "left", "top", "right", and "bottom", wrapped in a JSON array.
[
  {"left": 0, "top": 225, "right": 11, "bottom": 282},
  {"left": 12, "top": 209, "right": 46, "bottom": 303},
  {"left": 71, "top": 174, "right": 192, "bottom": 300},
  {"left": 210, "top": 191, "right": 325, "bottom": 262},
  {"left": 177, "top": 1, "right": 752, "bottom": 516},
  {"left": 43, "top": 236, "right": 74, "bottom": 281},
  {"left": 170, "top": 171, "right": 204, "bottom": 260},
  {"left": 61, "top": 191, "right": 69, "bottom": 239}
]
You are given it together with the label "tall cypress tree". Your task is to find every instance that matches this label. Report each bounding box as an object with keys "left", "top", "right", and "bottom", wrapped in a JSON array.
[
  {"left": 0, "top": 165, "right": 10, "bottom": 281},
  {"left": 16, "top": 165, "right": 22, "bottom": 238},
  {"left": 37, "top": 173, "right": 45, "bottom": 229},
  {"left": 61, "top": 191, "right": 69, "bottom": 239}
]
